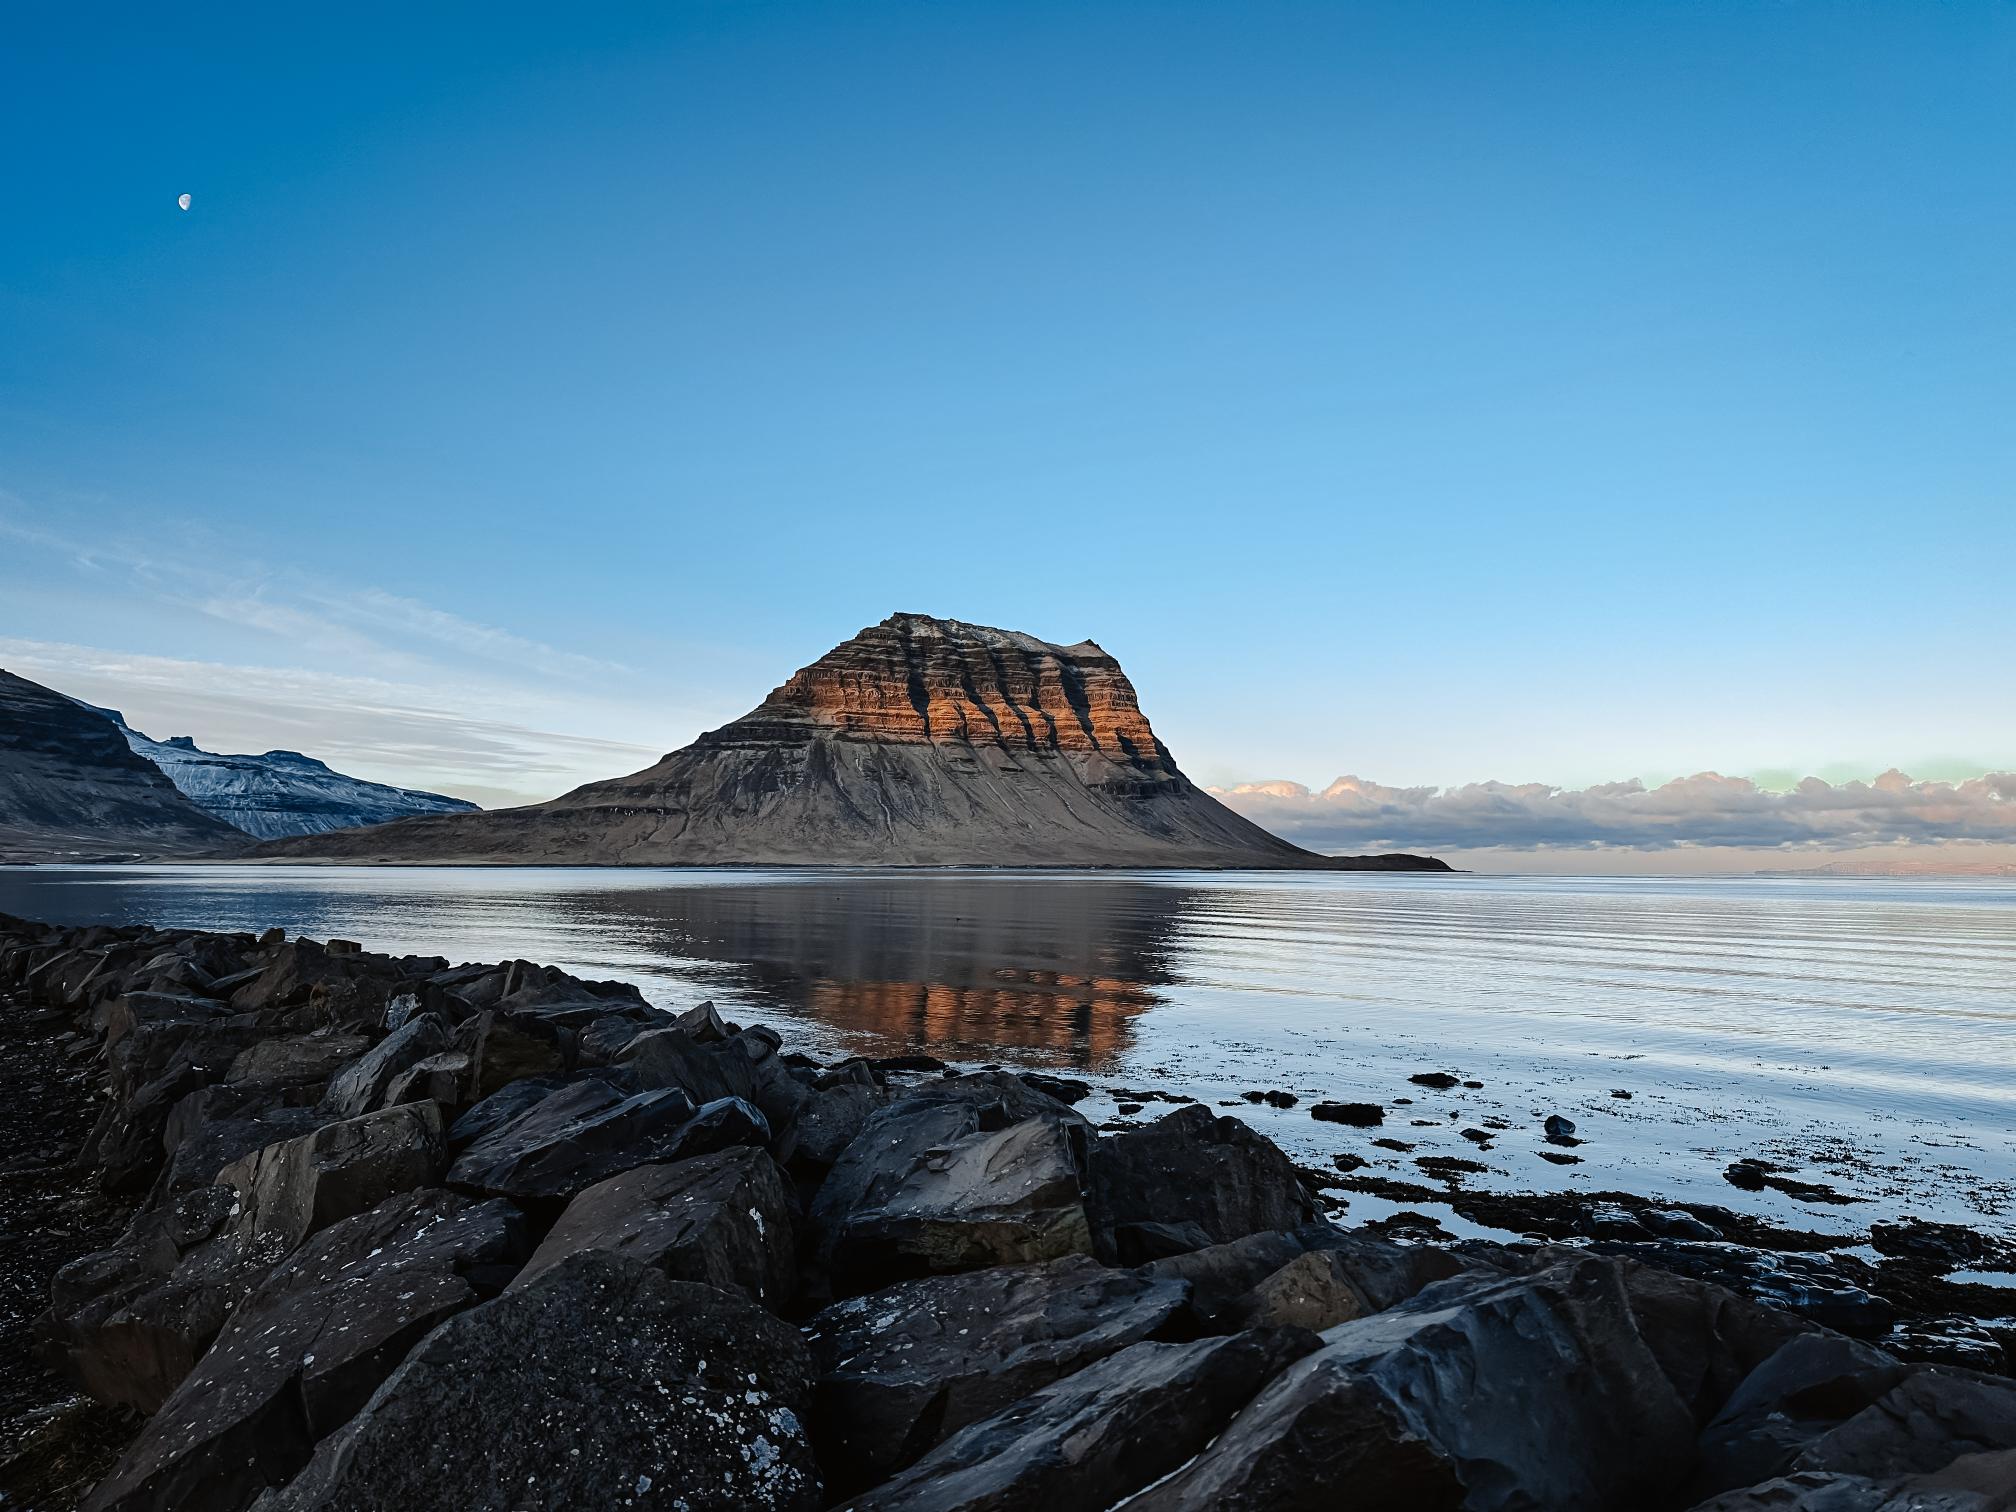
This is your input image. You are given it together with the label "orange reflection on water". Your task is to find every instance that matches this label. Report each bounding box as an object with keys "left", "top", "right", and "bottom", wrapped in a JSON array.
[{"left": 802, "top": 966, "right": 1155, "bottom": 1070}]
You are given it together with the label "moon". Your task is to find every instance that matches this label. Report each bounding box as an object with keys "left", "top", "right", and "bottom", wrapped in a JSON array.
[{"left": 177, "top": 193, "right": 192, "bottom": 211}]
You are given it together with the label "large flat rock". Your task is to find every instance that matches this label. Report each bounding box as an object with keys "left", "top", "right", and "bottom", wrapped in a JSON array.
[
  {"left": 83, "top": 1189, "right": 523, "bottom": 1512},
  {"left": 513, "top": 1145, "right": 797, "bottom": 1304},
  {"left": 806, "top": 1253, "right": 1190, "bottom": 1490},
  {"left": 1087, "top": 1104, "right": 1316, "bottom": 1264},
  {"left": 1118, "top": 1256, "right": 1702, "bottom": 1511},
  {"left": 809, "top": 1075, "right": 1091, "bottom": 1294},
  {"left": 841, "top": 1328, "right": 1320, "bottom": 1512},
  {"left": 248, "top": 1251, "right": 823, "bottom": 1512}
]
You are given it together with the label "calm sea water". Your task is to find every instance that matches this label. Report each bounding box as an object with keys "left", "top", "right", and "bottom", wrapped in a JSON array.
[{"left": 4, "top": 865, "right": 2012, "bottom": 1237}]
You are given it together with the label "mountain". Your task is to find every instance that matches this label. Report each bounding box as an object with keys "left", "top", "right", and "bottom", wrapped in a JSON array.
[
  {"left": 261, "top": 613, "right": 1448, "bottom": 869},
  {"left": 83, "top": 704, "right": 480, "bottom": 840},
  {"left": 0, "top": 668, "right": 249, "bottom": 861}
]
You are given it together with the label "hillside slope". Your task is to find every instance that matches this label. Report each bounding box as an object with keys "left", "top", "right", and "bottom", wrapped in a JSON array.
[
  {"left": 261, "top": 615, "right": 1446, "bottom": 869},
  {"left": 0, "top": 669, "right": 248, "bottom": 861}
]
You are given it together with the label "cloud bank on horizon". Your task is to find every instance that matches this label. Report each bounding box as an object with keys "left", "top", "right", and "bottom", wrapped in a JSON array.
[{"left": 1213, "top": 771, "right": 2016, "bottom": 856}]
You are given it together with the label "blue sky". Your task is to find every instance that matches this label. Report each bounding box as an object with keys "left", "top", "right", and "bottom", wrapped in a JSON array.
[{"left": 3, "top": 2, "right": 2012, "bottom": 861}]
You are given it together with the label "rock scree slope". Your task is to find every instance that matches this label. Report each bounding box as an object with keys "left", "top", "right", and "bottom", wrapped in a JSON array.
[{"left": 258, "top": 613, "right": 1445, "bottom": 868}]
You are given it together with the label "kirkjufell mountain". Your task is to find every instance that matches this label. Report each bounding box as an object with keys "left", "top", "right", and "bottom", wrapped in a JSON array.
[
  {"left": 0, "top": 668, "right": 248, "bottom": 861},
  {"left": 261, "top": 614, "right": 1447, "bottom": 869},
  {"left": 81, "top": 702, "right": 478, "bottom": 840}
]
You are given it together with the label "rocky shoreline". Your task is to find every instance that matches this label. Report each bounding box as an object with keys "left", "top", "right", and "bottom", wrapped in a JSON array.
[{"left": 0, "top": 911, "right": 2012, "bottom": 1511}]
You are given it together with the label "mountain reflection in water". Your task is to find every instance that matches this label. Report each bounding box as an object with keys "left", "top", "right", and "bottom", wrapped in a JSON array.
[
  {"left": 550, "top": 876, "right": 1179, "bottom": 1068},
  {"left": 3, "top": 865, "right": 2013, "bottom": 1229}
]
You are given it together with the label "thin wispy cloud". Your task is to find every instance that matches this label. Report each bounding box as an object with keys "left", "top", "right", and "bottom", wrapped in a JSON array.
[
  {"left": 1213, "top": 772, "right": 2016, "bottom": 854},
  {"left": 337, "top": 588, "right": 631, "bottom": 680},
  {"left": 192, "top": 596, "right": 402, "bottom": 668},
  {"left": 0, "top": 637, "right": 663, "bottom": 806},
  {"left": 1, "top": 495, "right": 622, "bottom": 690},
  {"left": 0, "top": 495, "right": 709, "bottom": 805}
]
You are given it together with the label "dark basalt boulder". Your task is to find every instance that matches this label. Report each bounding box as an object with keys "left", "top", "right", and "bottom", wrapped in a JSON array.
[
  {"left": 1136, "top": 1223, "right": 1474, "bottom": 1332},
  {"left": 1614, "top": 1257, "right": 1817, "bottom": 1426},
  {"left": 1087, "top": 1105, "right": 1315, "bottom": 1265},
  {"left": 47, "top": 1065, "right": 355, "bottom": 1408},
  {"left": 1795, "top": 1368, "right": 2016, "bottom": 1480},
  {"left": 489, "top": 969, "right": 653, "bottom": 1032},
  {"left": 91, "top": 1004, "right": 274, "bottom": 1192},
  {"left": 788, "top": 1081, "right": 896, "bottom": 1185},
  {"left": 619, "top": 1022, "right": 813, "bottom": 1143},
  {"left": 152, "top": 1087, "right": 333, "bottom": 1199},
  {"left": 619, "top": 1024, "right": 758, "bottom": 1102},
  {"left": 456, "top": 1008, "right": 570, "bottom": 1101},
  {"left": 447, "top": 1077, "right": 769, "bottom": 1210},
  {"left": 1685, "top": 1454, "right": 2016, "bottom": 1511},
  {"left": 1596, "top": 1239, "right": 1895, "bottom": 1337},
  {"left": 1316, "top": 1231, "right": 1478, "bottom": 1313},
  {"left": 43, "top": 1210, "right": 294, "bottom": 1414},
  {"left": 218, "top": 1101, "right": 448, "bottom": 1249},
  {"left": 225, "top": 940, "right": 397, "bottom": 1029},
  {"left": 843, "top": 1116, "right": 1088, "bottom": 1286},
  {"left": 43, "top": 1103, "right": 453, "bottom": 1410},
  {"left": 225, "top": 1032, "right": 374, "bottom": 1092},
  {"left": 1016, "top": 1072, "right": 1091, "bottom": 1105},
  {"left": 1118, "top": 1257, "right": 1700, "bottom": 1512},
  {"left": 444, "top": 1073, "right": 628, "bottom": 1160},
  {"left": 1133, "top": 1228, "right": 1314, "bottom": 1322},
  {"left": 809, "top": 1076, "right": 1091, "bottom": 1295},
  {"left": 512, "top": 1146, "right": 797, "bottom": 1305},
  {"left": 1134, "top": 1222, "right": 1475, "bottom": 1332},
  {"left": 805, "top": 1253, "right": 1191, "bottom": 1491},
  {"left": 671, "top": 999, "right": 731, "bottom": 1041},
  {"left": 1229, "top": 1249, "right": 1371, "bottom": 1331},
  {"left": 444, "top": 1073, "right": 571, "bottom": 1148},
  {"left": 82, "top": 1189, "right": 524, "bottom": 1512},
  {"left": 1692, "top": 1334, "right": 1915, "bottom": 1497},
  {"left": 319, "top": 1013, "right": 449, "bottom": 1117},
  {"left": 379, "top": 1049, "right": 470, "bottom": 1110},
  {"left": 1887, "top": 1320, "right": 2011, "bottom": 1373},
  {"left": 575, "top": 1009, "right": 660, "bottom": 1066},
  {"left": 841, "top": 1327, "right": 1321, "bottom": 1512},
  {"left": 1869, "top": 1220, "right": 2014, "bottom": 1270},
  {"left": 96, "top": 991, "right": 235, "bottom": 1063},
  {"left": 247, "top": 1251, "right": 823, "bottom": 1512}
]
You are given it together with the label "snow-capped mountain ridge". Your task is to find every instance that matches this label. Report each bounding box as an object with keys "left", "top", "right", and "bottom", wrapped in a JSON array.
[{"left": 78, "top": 702, "right": 480, "bottom": 840}]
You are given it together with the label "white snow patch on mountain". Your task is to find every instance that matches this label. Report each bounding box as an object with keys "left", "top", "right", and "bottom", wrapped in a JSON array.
[{"left": 77, "top": 702, "right": 480, "bottom": 840}]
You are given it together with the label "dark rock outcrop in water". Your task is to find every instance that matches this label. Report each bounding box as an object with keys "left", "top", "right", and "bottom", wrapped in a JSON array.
[
  {"left": 6, "top": 910, "right": 2009, "bottom": 1512},
  {"left": 84, "top": 704, "right": 478, "bottom": 841},
  {"left": 0, "top": 670, "right": 247, "bottom": 862},
  {"left": 258, "top": 614, "right": 1448, "bottom": 868}
]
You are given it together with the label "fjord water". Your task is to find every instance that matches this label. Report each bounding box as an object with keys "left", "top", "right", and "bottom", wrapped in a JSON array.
[{"left": 4, "top": 866, "right": 2011, "bottom": 1237}]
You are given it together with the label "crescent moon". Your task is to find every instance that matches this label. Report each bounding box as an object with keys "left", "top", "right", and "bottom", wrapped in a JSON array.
[{"left": 177, "top": 193, "right": 192, "bottom": 211}]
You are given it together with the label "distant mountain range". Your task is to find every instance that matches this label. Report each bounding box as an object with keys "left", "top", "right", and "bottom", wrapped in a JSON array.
[
  {"left": 82, "top": 702, "right": 478, "bottom": 841},
  {"left": 0, "top": 664, "right": 478, "bottom": 859},
  {"left": 262, "top": 614, "right": 1448, "bottom": 869},
  {"left": 1, "top": 620, "right": 1447, "bottom": 868},
  {"left": 0, "top": 668, "right": 247, "bottom": 861}
]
